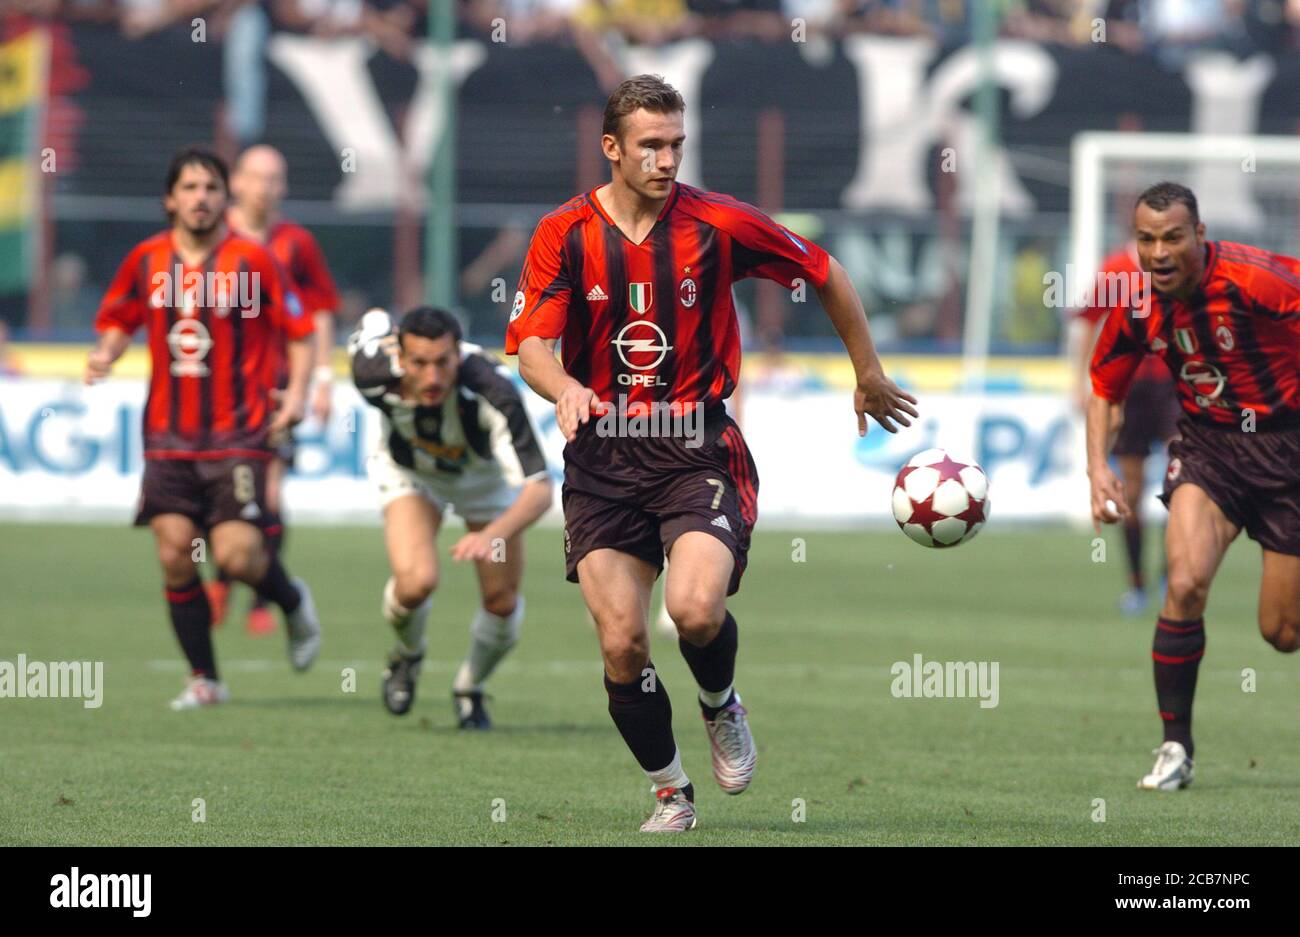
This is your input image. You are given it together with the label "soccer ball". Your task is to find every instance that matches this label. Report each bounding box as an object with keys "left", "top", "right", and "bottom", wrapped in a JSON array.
[{"left": 891, "top": 449, "right": 990, "bottom": 548}]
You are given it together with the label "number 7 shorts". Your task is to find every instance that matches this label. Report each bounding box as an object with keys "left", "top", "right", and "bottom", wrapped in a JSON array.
[{"left": 560, "top": 414, "right": 757, "bottom": 596}]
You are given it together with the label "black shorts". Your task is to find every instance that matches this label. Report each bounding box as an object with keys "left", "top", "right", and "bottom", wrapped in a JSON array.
[
  {"left": 134, "top": 456, "right": 271, "bottom": 531},
  {"left": 268, "top": 426, "right": 297, "bottom": 468},
  {"left": 1114, "top": 376, "right": 1180, "bottom": 458},
  {"left": 561, "top": 410, "right": 758, "bottom": 596},
  {"left": 1159, "top": 417, "right": 1300, "bottom": 556}
]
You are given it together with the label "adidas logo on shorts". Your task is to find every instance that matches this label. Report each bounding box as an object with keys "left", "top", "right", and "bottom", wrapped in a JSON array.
[{"left": 711, "top": 515, "right": 732, "bottom": 533}]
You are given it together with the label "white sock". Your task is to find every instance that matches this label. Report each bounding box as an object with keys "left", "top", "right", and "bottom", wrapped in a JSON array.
[
  {"left": 699, "top": 684, "right": 734, "bottom": 709},
  {"left": 453, "top": 598, "right": 523, "bottom": 692},
  {"left": 382, "top": 577, "right": 430, "bottom": 657},
  {"left": 646, "top": 748, "right": 690, "bottom": 794}
]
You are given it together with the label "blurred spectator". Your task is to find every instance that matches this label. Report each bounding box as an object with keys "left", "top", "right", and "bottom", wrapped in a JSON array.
[
  {"left": 462, "top": 0, "right": 585, "bottom": 43},
  {"left": 572, "top": 0, "right": 702, "bottom": 45},
  {"left": 689, "top": 0, "right": 786, "bottom": 42},
  {"left": 841, "top": 0, "right": 938, "bottom": 38},
  {"left": 1139, "top": 0, "right": 1241, "bottom": 67},
  {"left": 0, "top": 322, "right": 24, "bottom": 378},
  {"left": 49, "top": 253, "right": 100, "bottom": 334},
  {"left": 1003, "top": 0, "right": 1097, "bottom": 46},
  {"left": 272, "top": 0, "right": 420, "bottom": 60}
]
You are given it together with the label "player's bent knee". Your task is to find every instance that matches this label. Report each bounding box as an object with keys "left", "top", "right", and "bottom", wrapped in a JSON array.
[
  {"left": 479, "top": 586, "right": 518, "bottom": 619},
  {"left": 1165, "top": 571, "right": 1210, "bottom": 616},
  {"left": 667, "top": 594, "right": 726, "bottom": 646},
  {"left": 393, "top": 570, "right": 436, "bottom": 608},
  {"left": 216, "top": 548, "right": 262, "bottom": 583},
  {"left": 155, "top": 542, "right": 192, "bottom": 575},
  {"left": 600, "top": 633, "right": 650, "bottom": 681}
]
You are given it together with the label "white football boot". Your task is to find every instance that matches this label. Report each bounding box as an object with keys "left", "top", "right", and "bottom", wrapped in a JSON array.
[
  {"left": 169, "top": 676, "right": 230, "bottom": 711},
  {"left": 639, "top": 786, "right": 698, "bottom": 833},
  {"left": 1138, "top": 741, "right": 1194, "bottom": 791},
  {"left": 286, "top": 577, "right": 322, "bottom": 671},
  {"left": 704, "top": 695, "right": 757, "bottom": 794}
]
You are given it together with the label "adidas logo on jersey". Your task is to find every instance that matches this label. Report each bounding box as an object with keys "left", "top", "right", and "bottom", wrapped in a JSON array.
[
  {"left": 1151, "top": 337, "right": 1167, "bottom": 352},
  {"left": 586, "top": 285, "right": 609, "bottom": 302},
  {"left": 711, "top": 515, "right": 732, "bottom": 533}
]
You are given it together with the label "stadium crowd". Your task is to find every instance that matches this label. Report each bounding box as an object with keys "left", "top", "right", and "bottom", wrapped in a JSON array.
[{"left": 8, "top": 0, "right": 1299, "bottom": 59}]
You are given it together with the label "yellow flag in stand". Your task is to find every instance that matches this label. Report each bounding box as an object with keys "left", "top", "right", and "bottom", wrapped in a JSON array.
[{"left": 0, "top": 29, "right": 50, "bottom": 292}]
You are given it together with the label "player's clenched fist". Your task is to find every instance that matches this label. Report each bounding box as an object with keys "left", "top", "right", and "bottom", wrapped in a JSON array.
[
  {"left": 854, "top": 370, "right": 918, "bottom": 436},
  {"left": 556, "top": 383, "right": 601, "bottom": 442},
  {"left": 1088, "top": 464, "right": 1130, "bottom": 532}
]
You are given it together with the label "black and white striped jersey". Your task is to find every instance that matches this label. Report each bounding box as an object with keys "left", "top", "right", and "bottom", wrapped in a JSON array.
[{"left": 348, "top": 314, "right": 549, "bottom": 487}]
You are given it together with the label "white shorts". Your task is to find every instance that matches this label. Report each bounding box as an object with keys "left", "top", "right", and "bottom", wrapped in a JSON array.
[{"left": 367, "top": 449, "right": 519, "bottom": 525}]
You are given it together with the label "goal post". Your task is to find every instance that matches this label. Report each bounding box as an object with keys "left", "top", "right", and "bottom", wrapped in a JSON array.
[{"left": 1070, "top": 131, "right": 1300, "bottom": 295}]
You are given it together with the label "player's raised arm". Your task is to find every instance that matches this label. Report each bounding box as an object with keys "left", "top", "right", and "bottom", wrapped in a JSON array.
[
  {"left": 347, "top": 308, "right": 404, "bottom": 403},
  {"left": 813, "top": 256, "right": 918, "bottom": 436}
]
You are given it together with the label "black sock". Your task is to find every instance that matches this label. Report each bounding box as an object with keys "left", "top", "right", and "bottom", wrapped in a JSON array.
[
  {"left": 1153, "top": 616, "right": 1204, "bottom": 758},
  {"left": 604, "top": 663, "right": 677, "bottom": 773},
  {"left": 252, "top": 556, "right": 301, "bottom": 615},
  {"left": 680, "top": 611, "right": 738, "bottom": 717},
  {"left": 1123, "top": 521, "right": 1144, "bottom": 589},
  {"left": 252, "top": 521, "right": 284, "bottom": 610},
  {"left": 166, "top": 578, "right": 217, "bottom": 679}
]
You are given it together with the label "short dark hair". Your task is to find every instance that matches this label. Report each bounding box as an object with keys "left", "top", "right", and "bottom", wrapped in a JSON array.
[
  {"left": 1136, "top": 182, "right": 1199, "bottom": 225},
  {"left": 399, "top": 306, "right": 462, "bottom": 347},
  {"left": 165, "top": 146, "right": 229, "bottom": 194},
  {"left": 602, "top": 74, "right": 685, "bottom": 141}
]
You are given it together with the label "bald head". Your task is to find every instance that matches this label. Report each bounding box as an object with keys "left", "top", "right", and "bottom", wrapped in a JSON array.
[{"left": 231, "top": 145, "right": 287, "bottom": 222}]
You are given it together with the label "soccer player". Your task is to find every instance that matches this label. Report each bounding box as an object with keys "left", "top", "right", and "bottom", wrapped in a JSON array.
[
  {"left": 350, "top": 306, "right": 552, "bottom": 729},
  {"left": 1089, "top": 181, "right": 1300, "bottom": 791},
  {"left": 207, "top": 144, "right": 341, "bottom": 635},
  {"left": 1073, "top": 242, "right": 1180, "bottom": 614},
  {"left": 506, "top": 75, "right": 917, "bottom": 831},
  {"left": 84, "top": 147, "right": 322, "bottom": 710}
]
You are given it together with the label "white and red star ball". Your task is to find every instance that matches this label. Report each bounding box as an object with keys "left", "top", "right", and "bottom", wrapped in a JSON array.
[{"left": 890, "top": 448, "right": 990, "bottom": 548}]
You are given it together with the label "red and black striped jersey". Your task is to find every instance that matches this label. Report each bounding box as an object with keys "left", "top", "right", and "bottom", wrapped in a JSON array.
[
  {"left": 230, "top": 217, "right": 340, "bottom": 385},
  {"left": 1091, "top": 240, "right": 1300, "bottom": 428},
  {"left": 94, "top": 229, "right": 314, "bottom": 459},
  {"left": 263, "top": 220, "right": 339, "bottom": 318},
  {"left": 1076, "top": 244, "right": 1167, "bottom": 383},
  {"left": 504, "top": 182, "right": 830, "bottom": 407}
]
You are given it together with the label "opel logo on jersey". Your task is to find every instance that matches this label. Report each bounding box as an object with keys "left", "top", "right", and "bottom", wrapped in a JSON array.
[
  {"left": 679, "top": 277, "right": 697, "bottom": 308},
  {"left": 1180, "top": 360, "right": 1226, "bottom": 401},
  {"left": 167, "top": 319, "right": 212, "bottom": 377},
  {"left": 612, "top": 319, "right": 672, "bottom": 371},
  {"left": 628, "top": 282, "right": 653, "bottom": 315},
  {"left": 1215, "top": 325, "right": 1234, "bottom": 351}
]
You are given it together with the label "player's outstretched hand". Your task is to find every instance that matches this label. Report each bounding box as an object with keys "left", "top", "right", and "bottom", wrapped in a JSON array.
[
  {"left": 1089, "top": 464, "right": 1130, "bottom": 533},
  {"left": 267, "top": 388, "right": 306, "bottom": 436},
  {"left": 450, "top": 530, "right": 496, "bottom": 563},
  {"left": 84, "top": 349, "right": 113, "bottom": 385},
  {"left": 556, "top": 383, "right": 601, "bottom": 442},
  {"left": 854, "top": 370, "right": 918, "bottom": 436}
]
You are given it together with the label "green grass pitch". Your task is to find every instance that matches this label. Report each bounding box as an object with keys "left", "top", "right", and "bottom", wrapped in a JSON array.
[{"left": 1, "top": 521, "right": 1297, "bottom": 846}]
